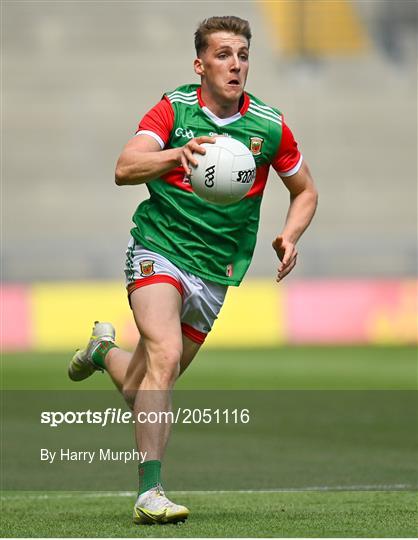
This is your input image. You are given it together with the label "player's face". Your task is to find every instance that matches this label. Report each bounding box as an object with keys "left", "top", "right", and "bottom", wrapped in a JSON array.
[{"left": 194, "top": 32, "right": 249, "bottom": 106}]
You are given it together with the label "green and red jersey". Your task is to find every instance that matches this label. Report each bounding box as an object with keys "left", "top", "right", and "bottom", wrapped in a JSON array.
[{"left": 131, "top": 84, "right": 302, "bottom": 286}]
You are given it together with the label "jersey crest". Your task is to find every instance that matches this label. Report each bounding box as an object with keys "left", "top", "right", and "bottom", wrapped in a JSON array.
[
  {"left": 249, "top": 136, "right": 264, "bottom": 156},
  {"left": 139, "top": 260, "right": 155, "bottom": 277}
]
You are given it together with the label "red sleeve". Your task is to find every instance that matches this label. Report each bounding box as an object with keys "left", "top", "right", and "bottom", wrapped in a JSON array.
[
  {"left": 135, "top": 96, "right": 174, "bottom": 148},
  {"left": 272, "top": 119, "right": 303, "bottom": 177}
]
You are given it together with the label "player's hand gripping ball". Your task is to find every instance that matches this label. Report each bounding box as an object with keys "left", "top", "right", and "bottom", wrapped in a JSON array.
[{"left": 190, "top": 136, "right": 256, "bottom": 206}]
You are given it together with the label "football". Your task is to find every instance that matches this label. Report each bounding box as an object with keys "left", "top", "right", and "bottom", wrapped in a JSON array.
[{"left": 190, "top": 136, "right": 256, "bottom": 205}]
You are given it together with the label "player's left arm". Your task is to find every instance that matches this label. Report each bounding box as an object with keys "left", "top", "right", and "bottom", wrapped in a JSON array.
[{"left": 272, "top": 160, "right": 318, "bottom": 281}]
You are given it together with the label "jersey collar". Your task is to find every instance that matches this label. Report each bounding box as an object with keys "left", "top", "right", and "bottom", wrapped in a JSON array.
[{"left": 197, "top": 87, "right": 250, "bottom": 127}]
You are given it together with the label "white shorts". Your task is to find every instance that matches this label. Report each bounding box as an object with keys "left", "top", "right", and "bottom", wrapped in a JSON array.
[{"left": 124, "top": 238, "right": 227, "bottom": 344}]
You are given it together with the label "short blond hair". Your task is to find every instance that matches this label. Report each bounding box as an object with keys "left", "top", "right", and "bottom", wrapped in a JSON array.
[{"left": 194, "top": 16, "right": 252, "bottom": 55}]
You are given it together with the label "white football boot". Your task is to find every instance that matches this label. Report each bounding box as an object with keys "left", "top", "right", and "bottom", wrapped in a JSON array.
[
  {"left": 133, "top": 484, "right": 189, "bottom": 525},
  {"left": 68, "top": 321, "right": 115, "bottom": 381}
]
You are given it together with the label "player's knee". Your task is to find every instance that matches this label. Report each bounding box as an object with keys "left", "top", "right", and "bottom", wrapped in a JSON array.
[{"left": 147, "top": 346, "right": 182, "bottom": 388}]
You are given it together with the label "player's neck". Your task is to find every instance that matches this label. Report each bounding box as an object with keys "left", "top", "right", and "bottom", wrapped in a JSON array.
[{"left": 200, "top": 88, "right": 241, "bottom": 119}]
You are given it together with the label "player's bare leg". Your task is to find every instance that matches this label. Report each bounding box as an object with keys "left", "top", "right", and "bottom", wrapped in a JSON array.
[
  {"left": 69, "top": 323, "right": 200, "bottom": 400},
  {"left": 127, "top": 284, "right": 182, "bottom": 461},
  {"left": 68, "top": 286, "right": 202, "bottom": 524},
  {"left": 94, "top": 332, "right": 199, "bottom": 407},
  {"left": 121, "top": 334, "right": 201, "bottom": 410},
  {"left": 125, "top": 284, "right": 191, "bottom": 524},
  {"left": 102, "top": 346, "right": 132, "bottom": 392}
]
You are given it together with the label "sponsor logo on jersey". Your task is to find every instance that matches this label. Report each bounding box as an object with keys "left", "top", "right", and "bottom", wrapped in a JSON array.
[
  {"left": 209, "top": 132, "right": 231, "bottom": 137},
  {"left": 249, "top": 137, "right": 264, "bottom": 156},
  {"left": 226, "top": 264, "right": 233, "bottom": 277},
  {"left": 140, "top": 260, "right": 155, "bottom": 277}
]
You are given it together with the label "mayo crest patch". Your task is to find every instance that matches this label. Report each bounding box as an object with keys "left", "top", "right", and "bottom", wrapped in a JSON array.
[{"left": 140, "top": 260, "right": 155, "bottom": 277}]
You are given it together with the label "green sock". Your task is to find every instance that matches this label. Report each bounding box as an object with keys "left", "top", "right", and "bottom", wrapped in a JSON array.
[
  {"left": 91, "top": 341, "right": 118, "bottom": 370},
  {"left": 138, "top": 460, "right": 161, "bottom": 495}
]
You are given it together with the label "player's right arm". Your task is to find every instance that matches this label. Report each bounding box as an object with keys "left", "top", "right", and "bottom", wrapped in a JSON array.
[
  {"left": 115, "top": 135, "right": 214, "bottom": 185},
  {"left": 115, "top": 97, "right": 214, "bottom": 185}
]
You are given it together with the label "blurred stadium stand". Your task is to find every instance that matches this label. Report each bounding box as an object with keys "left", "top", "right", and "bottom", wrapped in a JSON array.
[{"left": 3, "top": 1, "right": 417, "bottom": 281}]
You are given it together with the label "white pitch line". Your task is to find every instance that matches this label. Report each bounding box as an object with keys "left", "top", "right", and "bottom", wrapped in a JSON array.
[
  {"left": 174, "top": 484, "right": 414, "bottom": 494},
  {"left": 1, "top": 484, "right": 414, "bottom": 500}
]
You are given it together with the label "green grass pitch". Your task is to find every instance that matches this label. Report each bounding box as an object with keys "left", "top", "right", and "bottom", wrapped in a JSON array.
[
  {"left": 2, "top": 490, "right": 417, "bottom": 537},
  {"left": 1, "top": 345, "right": 417, "bottom": 537}
]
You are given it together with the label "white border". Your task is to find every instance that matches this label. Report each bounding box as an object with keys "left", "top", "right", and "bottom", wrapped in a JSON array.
[
  {"left": 279, "top": 154, "right": 303, "bottom": 177},
  {"left": 135, "top": 129, "right": 165, "bottom": 149}
]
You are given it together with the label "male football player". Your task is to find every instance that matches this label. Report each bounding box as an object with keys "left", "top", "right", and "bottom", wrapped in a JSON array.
[{"left": 68, "top": 15, "right": 317, "bottom": 524}]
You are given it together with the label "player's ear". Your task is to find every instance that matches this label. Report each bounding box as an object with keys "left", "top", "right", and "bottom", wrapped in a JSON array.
[{"left": 194, "top": 58, "right": 204, "bottom": 76}]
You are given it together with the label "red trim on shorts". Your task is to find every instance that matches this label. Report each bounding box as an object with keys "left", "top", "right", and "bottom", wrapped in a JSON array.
[
  {"left": 181, "top": 323, "right": 207, "bottom": 344},
  {"left": 127, "top": 275, "right": 183, "bottom": 299}
]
